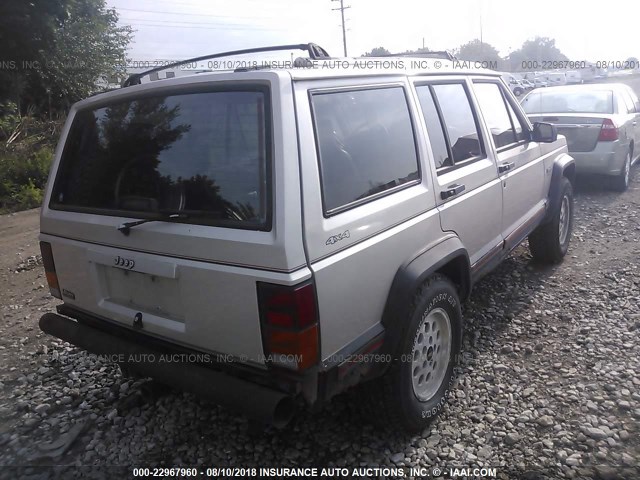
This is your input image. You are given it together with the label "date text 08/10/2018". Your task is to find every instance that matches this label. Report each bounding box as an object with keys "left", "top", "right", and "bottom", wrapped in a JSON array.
[{"left": 132, "top": 466, "right": 498, "bottom": 478}]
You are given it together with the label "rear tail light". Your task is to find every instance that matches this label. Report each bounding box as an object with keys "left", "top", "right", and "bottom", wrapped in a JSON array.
[
  {"left": 40, "top": 242, "right": 61, "bottom": 299},
  {"left": 598, "top": 118, "right": 619, "bottom": 141},
  {"left": 258, "top": 281, "right": 319, "bottom": 371}
]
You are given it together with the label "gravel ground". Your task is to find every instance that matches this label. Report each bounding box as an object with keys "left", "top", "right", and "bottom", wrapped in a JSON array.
[{"left": 1, "top": 171, "right": 640, "bottom": 479}]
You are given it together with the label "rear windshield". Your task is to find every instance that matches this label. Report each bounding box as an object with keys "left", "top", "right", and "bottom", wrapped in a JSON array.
[
  {"left": 51, "top": 89, "right": 271, "bottom": 230},
  {"left": 521, "top": 90, "right": 613, "bottom": 114}
]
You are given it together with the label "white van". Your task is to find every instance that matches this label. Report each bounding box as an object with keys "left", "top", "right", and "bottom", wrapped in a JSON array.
[
  {"left": 546, "top": 72, "right": 567, "bottom": 86},
  {"left": 565, "top": 71, "right": 582, "bottom": 84}
]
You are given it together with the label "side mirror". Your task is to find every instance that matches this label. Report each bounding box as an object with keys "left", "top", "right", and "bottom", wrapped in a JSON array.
[{"left": 532, "top": 122, "right": 558, "bottom": 143}]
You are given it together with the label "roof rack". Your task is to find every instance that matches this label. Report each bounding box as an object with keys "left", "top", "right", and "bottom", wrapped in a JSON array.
[
  {"left": 121, "top": 42, "right": 331, "bottom": 87},
  {"left": 380, "top": 50, "right": 456, "bottom": 61}
]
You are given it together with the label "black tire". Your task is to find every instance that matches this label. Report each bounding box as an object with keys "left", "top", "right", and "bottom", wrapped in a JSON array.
[
  {"left": 612, "top": 151, "right": 631, "bottom": 192},
  {"left": 529, "top": 176, "right": 573, "bottom": 264},
  {"left": 514, "top": 87, "right": 524, "bottom": 97},
  {"left": 360, "top": 274, "right": 462, "bottom": 433}
]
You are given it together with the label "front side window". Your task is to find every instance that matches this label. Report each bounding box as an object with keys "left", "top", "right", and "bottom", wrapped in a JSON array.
[
  {"left": 473, "top": 82, "right": 521, "bottom": 149},
  {"left": 52, "top": 90, "right": 270, "bottom": 229},
  {"left": 312, "top": 87, "right": 419, "bottom": 213},
  {"left": 505, "top": 100, "right": 529, "bottom": 142}
]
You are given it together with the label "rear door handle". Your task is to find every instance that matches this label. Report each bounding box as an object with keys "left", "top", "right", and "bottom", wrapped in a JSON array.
[
  {"left": 441, "top": 183, "right": 465, "bottom": 200},
  {"left": 498, "top": 161, "right": 515, "bottom": 173}
]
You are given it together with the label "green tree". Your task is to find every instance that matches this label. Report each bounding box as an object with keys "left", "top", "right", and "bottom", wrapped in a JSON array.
[
  {"left": 363, "top": 47, "right": 391, "bottom": 57},
  {"left": 0, "top": 0, "right": 132, "bottom": 115},
  {"left": 507, "top": 37, "right": 569, "bottom": 71},
  {"left": 401, "top": 47, "right": 432, "bottom": 55},
  {"left": 0, "top": 2, "right": 65, "bottom": 65},
  {"left": 0, "top": 1, "right": 66, "bottom": 110},
  {"left": 456, "top": 39, "right": 502, "bottom": 64}
]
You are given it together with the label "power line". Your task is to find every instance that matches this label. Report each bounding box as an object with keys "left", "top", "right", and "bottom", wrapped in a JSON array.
[
  {"left": 112, "top": 0, "right": 291, "bottom": 7},
  {"left": 114, "top": 6, "right": 280, "bottom": 20},
  {"left": 119, "top": 21, "right": 286, "bottom": 31},
  {"left": 114, "top": 0, "right": 230, "bottom": 8},
  {"left": 118, "top": 16, "right": 281, "bottom": 29},
  {"left": 331, "top": 0, "right": 350, "bottom": 57}
]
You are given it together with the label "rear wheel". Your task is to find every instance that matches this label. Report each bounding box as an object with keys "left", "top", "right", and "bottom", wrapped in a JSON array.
[
  {"left": 529, "top": 176, "right": 573, "bottom": 264},
  {"left": 612, "top": 151, "right": 631, "bottom": 192},
  {"left": 360, "top": 274, "right": 462, "bottom": 433}
]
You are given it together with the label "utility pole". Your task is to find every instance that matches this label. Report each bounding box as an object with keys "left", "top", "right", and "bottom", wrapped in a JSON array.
[
  {"left": 479, "top": 2, "right": 483, "bottom": 56},
  {"left": 332, "top": 0, "right": 350, "bottom": 57}
]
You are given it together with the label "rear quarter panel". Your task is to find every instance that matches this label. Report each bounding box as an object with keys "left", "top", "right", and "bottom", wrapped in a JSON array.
[{"left": 293, "top": 76, "right": 443, "bottom": 362}]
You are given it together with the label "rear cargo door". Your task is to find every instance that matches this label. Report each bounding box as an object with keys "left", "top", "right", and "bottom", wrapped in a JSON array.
[{"left": 40, "top": 72, "right": 308, "bottom": 365}]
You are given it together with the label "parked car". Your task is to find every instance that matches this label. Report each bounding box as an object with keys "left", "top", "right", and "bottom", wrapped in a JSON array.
[
  {"left": 547, "top": 72, "right": 567, "bottom": 86},
  {"left": 502, "top": 73, "right": 526, "bottom": 96},
  {"left": 521, "top": 83, "right": 640, "bottom": 190},
  {"left": 521, "top": 79, "right": 535, "bottom": 90},
  {"left": 533, "top": 78, "right": 550, "bottom": 88},
  {"left": 38, "top": 43, "right": 575, "bottom": 433},
  {"left": 524, "top": 71, "right": 545, "bottom": 82},
  {"left": 565, "top": 70, "right": 583, "bottom": 84}
]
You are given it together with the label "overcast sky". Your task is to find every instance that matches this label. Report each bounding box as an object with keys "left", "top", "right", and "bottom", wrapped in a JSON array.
[{"left": 107, "top": 0, "right": 640, "bottom": 64}]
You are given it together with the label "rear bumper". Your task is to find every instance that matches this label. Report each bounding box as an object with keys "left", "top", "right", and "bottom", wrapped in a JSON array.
[
  {"left": 40, "top": 304, "right": 381, "bottom": 419},
  {"left": 570, "top": 141, "right": 627, "bottom": 176},
  {"left": 40, "top": 306, "right": 299, "bottom": 427}
]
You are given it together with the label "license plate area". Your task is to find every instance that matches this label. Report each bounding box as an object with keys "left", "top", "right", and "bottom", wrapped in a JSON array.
[{"left": 98, "top": 266, "right": 185, "bottom": 322}]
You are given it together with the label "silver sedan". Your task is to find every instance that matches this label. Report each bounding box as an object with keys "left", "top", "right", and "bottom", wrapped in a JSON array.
[{"left": 520, "top": 83, "right": 640, "bottom": 190}]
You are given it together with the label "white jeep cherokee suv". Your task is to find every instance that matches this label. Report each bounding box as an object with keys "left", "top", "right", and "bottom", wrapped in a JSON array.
[{"left": 39, "top": 43, "right": 575, "bottom": 433}]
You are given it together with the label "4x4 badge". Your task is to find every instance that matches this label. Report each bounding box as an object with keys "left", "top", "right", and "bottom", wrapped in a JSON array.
[{"left": 326, "top": 230, "right": 350, "bottom": 245}]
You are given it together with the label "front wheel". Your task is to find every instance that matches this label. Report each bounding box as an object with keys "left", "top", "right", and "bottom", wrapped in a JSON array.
[
  {"left": 360, "top": 274, "right": 462, "bottom": 433},
  {"left": 529, "top": 176, "right": 574, "bottom": 264}
]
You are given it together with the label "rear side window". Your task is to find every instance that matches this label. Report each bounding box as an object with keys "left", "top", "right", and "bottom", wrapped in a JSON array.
[
  {"left": 430, "top": 84, "right": 484, "bottom": 163},
  {"left": 52, "top": 89, "right": 270, "bottom": 230},
  {"left": 620, "top": 91, "right": 636, "bottom": 113},
  {"left": 312, "top": 87, "right": 419, "bottom": 213},
  {"left": 626, "top": 88, "right": 640, "bottom": 109},
  {"left": 415, "top": 82, "right": 484, "bottom": 172},
  {"left": 415, "top": 87, "right": 451, "bottom": 169}
]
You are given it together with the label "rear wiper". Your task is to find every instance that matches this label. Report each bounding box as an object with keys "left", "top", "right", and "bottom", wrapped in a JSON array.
[{"left": 117, "top": 213, "right": 188, "bottom": 236}]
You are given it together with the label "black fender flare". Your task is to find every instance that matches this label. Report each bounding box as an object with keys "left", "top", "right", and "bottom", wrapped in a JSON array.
[
  {"left": 379, "top": 236, "right": 470, "bottom": 367},
  {"left": 543, "top": 153, "right": 575, "bottom": 224}
]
